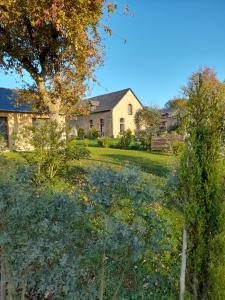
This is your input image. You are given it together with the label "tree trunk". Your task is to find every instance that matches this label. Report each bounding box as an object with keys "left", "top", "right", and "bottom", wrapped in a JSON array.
[
  {"left": 37, "top": 77, "right": 62, "bottom": 123},
  {"left": 180, "top": 225, "right": 187, "bottom": 300}
]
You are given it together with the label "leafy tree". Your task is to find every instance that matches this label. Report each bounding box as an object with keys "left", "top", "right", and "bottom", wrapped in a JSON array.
[
  {"left": 178, "top": 68, "right": 225, "bottom": 299},
  {"left": 135, "top": 107, "right": 161, "bottom": 150},
  {"left": 0, "top": 0, "right": 117, "bottom": 120},
  {"left": 165, "top": 98, "right": 188, "bottom": 133},
  {"left": 165, "top": 98, "right": 188, "bottom": 113}
]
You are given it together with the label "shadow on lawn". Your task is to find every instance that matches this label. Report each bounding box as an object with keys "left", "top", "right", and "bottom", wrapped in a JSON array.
[{"left": 102, "top": 153, "right": 170, "bottom": 177}]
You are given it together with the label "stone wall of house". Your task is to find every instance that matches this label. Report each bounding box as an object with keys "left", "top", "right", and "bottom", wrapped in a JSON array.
[
  {"left": 74, "top": 110, "right": 113, "bottom": 137},
  {"left": 0, "top": 112, "right": 65, "bottom": 151},
  {"left": 112, "top": 90, "right": 143, "bottom": 137}
]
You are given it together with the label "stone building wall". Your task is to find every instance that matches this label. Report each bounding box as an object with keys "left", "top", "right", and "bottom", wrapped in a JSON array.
[
  {"left": 0, "top": 112, "right": 64, "bottom": 150},
  {"left": 74, "top": 110, "right": 113, "bottom": 137},
  {"left": 112, "top": 90, "right": 143, "bottom": 137}
]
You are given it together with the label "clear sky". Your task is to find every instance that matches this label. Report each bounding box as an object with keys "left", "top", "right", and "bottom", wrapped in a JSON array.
[{"left": 1, "top": 0, "right": 225, "bottom": 107}]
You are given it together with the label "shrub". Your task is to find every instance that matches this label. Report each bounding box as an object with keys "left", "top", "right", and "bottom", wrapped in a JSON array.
[
  {"left": 65, "top": 139, "right": 90, "bottom": 160},
  {"left": 0, "top": 158, "right": 180, "bottom": 299},
  {"left": 77, "top": 128, "right": 85, "bottom": 140},
  {"left": 170, "top": 140, "right": 185, "bottom": 156},
  {"left": 21, "top": 121, "right": 90, "bottom": 181},
  {"left": 0, "top": 134, "right": 7, "bottom": 152},
  {"left": 117, "top": 129, "right": 133, "bottom": 149},
  {"left": 97, "top": 137, "right": 111, "bottom": 148},
  {"left": 0, "top": 164, "right": 89, "bottom": 300},
  {"left": 87, "top": 128, "right": 99, "bottom": 139}
]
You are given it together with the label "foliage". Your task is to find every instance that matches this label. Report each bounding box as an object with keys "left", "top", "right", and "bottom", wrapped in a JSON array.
[
  {"left": 82, "top": 167, "right": 180, "bottom": 299},
  {"left": 117, "top": 129, "right": 133, "bottom": 149},
  {"left": 170, "top": 140, "right": 185, "bottom": 156},
  {"left": 87, "top": 127, "right": 99, "bottom": 139},
  {"left": 178, "top": 68, "right": 225, "bottom": 299},
  {"left": 0, "top": 162, "right": 89, "bottom": 299},
  {"left": 0, "top": 156, "right": 180, "bottom": 299},
  {"left": 0, "top": 134, "right": 7, "bottom": 152},
  {"left": 165, "top": 98, "right": 188, "bottom": 134},
  {"left": 0, "top": 0, "right": 117, "bottom": 119},
  {"left": 135, "top": 107, "right": 161, "bottom": 151},
  {"left": 77, "top": 127, "right": 85, "bottom": 140},
  {"left": 165, "top": 98, "right": 188, "bottom": 116},
  {"left": 21, "top": 121, "right": 90, "bottom": 181},
  {"left": 97, "top": 137, "right": 111, "bottom": 148}
]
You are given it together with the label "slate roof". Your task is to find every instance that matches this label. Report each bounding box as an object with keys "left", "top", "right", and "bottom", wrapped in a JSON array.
[
  {"left": 0, "top": 87, "right": 32, "bottom": 112},
  {"left": 0, "top": 87, "right": 142, "bottom": 114},
  {"left": 86, "top": 88, "right": 138, "bottom": 113}
]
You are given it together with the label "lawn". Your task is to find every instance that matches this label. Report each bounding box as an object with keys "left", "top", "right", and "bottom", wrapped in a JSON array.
[
  {"left": 81, "top": 146, "right": 174, "bottom": 178},
  {"left": 4, "top": 146, "right": 175, "bottom": 179}
]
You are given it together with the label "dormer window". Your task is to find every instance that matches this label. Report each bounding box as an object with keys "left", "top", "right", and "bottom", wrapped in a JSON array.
[
  {"left": 128, "top": 104, "right": 133, "bottom": 115},
  {"left": 89, "top": 100, "right": 100, "bottom": 112}
]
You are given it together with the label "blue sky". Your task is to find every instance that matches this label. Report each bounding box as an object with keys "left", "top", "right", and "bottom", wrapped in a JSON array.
[{"left": 1, "top": 0, "right": 225, "bottom": 107}]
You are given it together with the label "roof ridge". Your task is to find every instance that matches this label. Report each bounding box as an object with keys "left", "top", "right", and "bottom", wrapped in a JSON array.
[{"left": 86, "top": 88, "right": 130, "bottom": 100}]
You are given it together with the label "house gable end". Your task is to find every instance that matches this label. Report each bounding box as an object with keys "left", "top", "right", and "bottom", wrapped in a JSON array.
[{"left": 112, "top": 88, "right": 143, "bottom": 112}]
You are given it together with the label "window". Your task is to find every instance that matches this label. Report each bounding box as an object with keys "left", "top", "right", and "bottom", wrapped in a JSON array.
[
  {"left": 120, "top": 118, "right": 125, "bottom": 134},
  {"left": 89, "top": 120, "right": 93, "bottom": 129},
  {"left": 0, "top": 117, "right": 8, "bottom": 146},
  {"left": 100, "top": 118, "right": 104, "bottom": 136},
  {"left": 128, "top": 104, "right": 133, "bottom": 115},
  {"left": 32, "top": 118, "right": 49, "bottom": 126}
]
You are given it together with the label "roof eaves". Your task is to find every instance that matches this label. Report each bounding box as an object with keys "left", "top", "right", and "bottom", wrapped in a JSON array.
[{"left": 90, "top": 109, "right": 111, "bottom": 114}]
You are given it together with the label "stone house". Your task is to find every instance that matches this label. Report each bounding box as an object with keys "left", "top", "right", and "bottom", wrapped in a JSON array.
[
  {"left": 0, "top": 87, "right": 143, "bottom": 149},
  {"left": 73, "top": 88, "right": 143, "bottom": 137}
]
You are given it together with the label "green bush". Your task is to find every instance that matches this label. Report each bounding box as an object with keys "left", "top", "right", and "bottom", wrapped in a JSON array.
[
  {"left": 97, "top": 137, "right": 111, "bottom": 148},
  {"left": 170, "top": 140, "right": 184, "bottom": 156},
  {"left": 65, "top": 139, "right": 90, "bottom": 160},
  {"left": 87, "top": 128, "right": 99, "bottom": 139},
  {"left": 0, "top": 157, "right": 180, "bottom": 299},
  {"left": 0, "top": 134, "right": 7, "bottom": 152},
  {"left": 77, "top": 127, "right": 85, "bottom": 140},
  {"left": 117, "top": 129, "right": 133, "bottom": 149},
  {"left": 20, "top": 121, "right": 90, "bottom": 181}
]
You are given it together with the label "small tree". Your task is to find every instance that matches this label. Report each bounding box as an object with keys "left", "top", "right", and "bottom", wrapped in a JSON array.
[
  {"left": 135, "top": 107, "right": 160, "bottom": 150},
  {"left": 20, "top": 121, "right": 90, "bottom": 181},
  {"left": 178, "top": 68, "right": 225, "bottom": 299}
]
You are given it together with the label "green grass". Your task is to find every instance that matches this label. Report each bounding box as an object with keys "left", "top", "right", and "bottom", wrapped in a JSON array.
[
  {"left": 81, "top": 147, "right": 174, "bottom": 178},
  {"left": 4, "top": 146, "right": 174, "bottom": 179}
]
